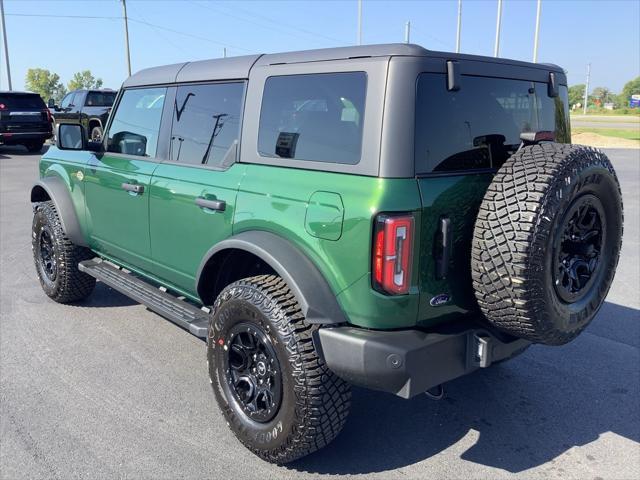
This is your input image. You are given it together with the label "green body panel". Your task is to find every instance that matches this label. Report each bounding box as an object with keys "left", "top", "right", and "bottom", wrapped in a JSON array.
[
  {"left": 83, "top": 153, "right": 158, "bottom": 273},
  {"left": 415, "top": 174, "right": 494, "bottom": 326},
  {"left": 39, "top": 150, "right": 93, "bottom": 240},
  {"left": 234, "top": 164, "right": 424, "bottom": 329},
  {"left": 38, "top": 149, "right": 491, "bottom": 331},
  {"left": 148, "top": 162, "right": 246, "bottom": 293}
]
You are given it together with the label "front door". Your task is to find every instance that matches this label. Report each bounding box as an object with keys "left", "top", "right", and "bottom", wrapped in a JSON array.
[
  {"left": 148, "top": 81, "right": 246, "bottom": 295},
  {"left": 84, "top": 87, "right": 168, "bottom": 273}
]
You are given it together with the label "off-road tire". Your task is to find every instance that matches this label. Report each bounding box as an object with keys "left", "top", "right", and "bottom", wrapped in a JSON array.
[
  {"left": 207, "top": 275, "right": 351, "bottom": 464},
  {"left": 32, "top": 201, "right": 96, "bottom": 302},
  {"left": 25, "top": 141, "right": 44, "bottom": 153},
  {"left": 472, "top": 143, "right": 623, "bottom": 345}
]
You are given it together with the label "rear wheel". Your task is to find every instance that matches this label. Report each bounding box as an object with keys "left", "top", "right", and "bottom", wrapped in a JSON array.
[
  {"left": 25, "top": 141, "right": 44, "bottom": 153},
  {"left": 207, "top": 275, "right": 351, "bottom": 464},
  {"left": 472, "top": 143, "right": 623, "bottom": 345},
  {"left": 32, "top": 201, "right": 96, "bottom": 303},
  {"left": 90, "top": 126, "right": 103, "bottom": 142}
]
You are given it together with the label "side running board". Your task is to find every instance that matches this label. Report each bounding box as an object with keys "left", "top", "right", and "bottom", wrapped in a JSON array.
[{"left": 78, "top": 258, "right": 209, "bottom": 337}]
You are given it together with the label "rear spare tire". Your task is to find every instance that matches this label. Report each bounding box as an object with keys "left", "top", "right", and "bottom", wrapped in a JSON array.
[{"left": 472, "top": 143, "right": 623, "bottom": 345}]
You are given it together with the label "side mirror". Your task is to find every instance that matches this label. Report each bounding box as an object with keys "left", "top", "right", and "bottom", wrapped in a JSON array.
[
  {"left": 47, "top": 98, "right": 55, "bottom": 108},
  {"left": 56, "top": 124, "right": 86, "bottom": 150}
]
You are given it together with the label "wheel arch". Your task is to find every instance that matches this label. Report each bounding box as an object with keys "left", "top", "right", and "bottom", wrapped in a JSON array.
[
  {"left": 196, "top": 231, "right": 347, "bottom": 325},
  {"left": 30, "top": 177, "right": 88, "bottom": 247}
]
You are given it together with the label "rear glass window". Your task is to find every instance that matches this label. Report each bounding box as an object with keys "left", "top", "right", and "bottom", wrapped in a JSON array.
[
  {"left": 0, "top": 93, "right": 45, "bottom": 110},
  {"left": 258, "top": 72, "right": 366, "bottom": 165},
  {"left": 415, "top": 73, "right": 570, "bottom": 174},
  {"left": 85, "top": 91, "right": 116, "bottom": 107}
]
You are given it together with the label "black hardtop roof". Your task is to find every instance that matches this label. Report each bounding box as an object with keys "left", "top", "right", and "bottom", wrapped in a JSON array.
[{"left": 122, "top": 43, "right": 564, "bottom": 87}]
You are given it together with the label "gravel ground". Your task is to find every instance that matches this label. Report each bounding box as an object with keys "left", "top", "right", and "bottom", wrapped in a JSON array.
[{"left": 1, "top": 146, "right": 638, "bottom": 480}]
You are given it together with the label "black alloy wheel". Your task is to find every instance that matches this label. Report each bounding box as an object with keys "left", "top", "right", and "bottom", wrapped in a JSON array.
[
  {"left": 224, "top": 322, "right": 282, "bottom": 423},
  {"left": 38, "top": 226, "right": 58, "bottom": 283},
  {"left": 553, "top": 194, "right": 606, "bottom": 303}
]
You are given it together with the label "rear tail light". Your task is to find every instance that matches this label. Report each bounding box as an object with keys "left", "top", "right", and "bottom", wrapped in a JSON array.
[
  {"left": 44, "top": 109, "right": 52, "bottom": 123},
  {"left": 372, "top": 213, "right": 415, "bottom": 295}
]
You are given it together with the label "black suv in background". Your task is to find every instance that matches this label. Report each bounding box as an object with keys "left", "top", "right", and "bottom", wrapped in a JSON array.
[
  {"left": 0, "top": 91, "right": 52, "bottom": 152},
  {"left": 49, "top": 89, "right": 116, "bottom": 141}
]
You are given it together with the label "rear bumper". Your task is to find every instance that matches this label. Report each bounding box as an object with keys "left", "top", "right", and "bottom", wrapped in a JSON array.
[
  {"left": 0, "top": 131, "right": 52, "bottom": 144},
  {"left": 318, "top": 325, "right": 530, "bottom": 398}
]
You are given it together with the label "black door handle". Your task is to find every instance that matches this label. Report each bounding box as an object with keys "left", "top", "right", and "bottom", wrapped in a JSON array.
[
  {"left": 195, "top": 197, "right": 226, "bottom": 212},
  {"left": 121, "top": 182, "right": 144, "bottom": 194}
]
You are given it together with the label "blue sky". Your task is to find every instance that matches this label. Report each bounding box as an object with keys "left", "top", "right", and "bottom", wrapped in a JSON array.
[{"left": 1, "top": 0, "right": 639, "bottom": 93}]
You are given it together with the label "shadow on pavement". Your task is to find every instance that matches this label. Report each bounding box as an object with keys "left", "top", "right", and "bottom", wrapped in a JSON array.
[
  {"left": 291, "top": 301, "right": 639, "bottom": 475},
  {"left": 77, "top": 282, "right": 138, "bottom": 308}
]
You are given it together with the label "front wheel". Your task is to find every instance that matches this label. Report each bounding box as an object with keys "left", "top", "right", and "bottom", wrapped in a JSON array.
[
  {"left": 207, "top": 275, "right": 351, "bottom": 464},
  {"left": 32, "top": 201, "right": 96, "bottom": 303}
]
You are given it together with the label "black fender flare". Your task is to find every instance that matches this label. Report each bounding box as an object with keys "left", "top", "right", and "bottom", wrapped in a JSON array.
[
  {"left": 196, "top": 231, "right": 347, "bottom": 325},
  {"left": 30, "top": 177, "right": 88, "bottom": 247}
]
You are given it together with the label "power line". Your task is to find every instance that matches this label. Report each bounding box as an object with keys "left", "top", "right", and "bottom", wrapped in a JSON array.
[
  {"left": 195, "top": 1, "right": 343, "bottom": 44},
  {"left": 6, "top": 12, "right": 252, "bottom": 52}
]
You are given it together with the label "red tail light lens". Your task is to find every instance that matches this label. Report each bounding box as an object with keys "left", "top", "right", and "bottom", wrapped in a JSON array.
[
  {"left": 372, "top": 213, "right": 415, "bottom": 295},
  {"left": 44, "top": 109, "right": 52, "bottom": 123}
]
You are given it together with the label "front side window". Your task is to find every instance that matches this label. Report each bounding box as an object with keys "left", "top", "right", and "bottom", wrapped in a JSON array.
[
  {"left": 415, "top": 73, "right": 570, "bottom": 174},
  {"left": 170, "top": 82, "right": 244, "bottom": 167},
  {"left": 258, "top": 72, "right": 366, "bottom": 165},
  {"left": 60, "top": 93, "right": 75, "bottom": 109},
  {"left": 107, "top": 87, "right": 166, "bottom": 158}
]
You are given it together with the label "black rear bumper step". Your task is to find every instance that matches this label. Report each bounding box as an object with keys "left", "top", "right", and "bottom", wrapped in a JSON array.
[{"left": 78, "top": 259, "right": 209, "bottom": 337}]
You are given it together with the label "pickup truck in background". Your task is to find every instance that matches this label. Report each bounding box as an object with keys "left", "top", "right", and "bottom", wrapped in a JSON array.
[{"left": 48, "top": 89, "right": 116, "bottom": 141}]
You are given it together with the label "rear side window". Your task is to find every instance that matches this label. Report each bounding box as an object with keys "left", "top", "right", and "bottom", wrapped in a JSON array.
[
  {"left": 0, "top": 93, "right": 45, "bottom": 110},
  {"left": 258, "top": 72, "right": 366, "bottom": 165},
  {"left": 415, "top": 73, "right": 570, "bottom": 174},
  {"left": 85, "top": 91, "right": 116, "bottom": 107},
  {"left": 107, "top": 87, "right": 166, "bottom": 158},
  {"left": 170, "top": 82, "right": 244, "bottom": 167}
]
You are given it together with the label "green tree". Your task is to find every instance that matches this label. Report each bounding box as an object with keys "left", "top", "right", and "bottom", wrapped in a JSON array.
[
  {"left": 591, "top": 86, "right": 614, "bottom": 105},
  {"left": 619, "top": 76, "right": 640, "bottom": 106},
  {"left": 568, "top": 84, "right": 585, "bottom": 107},
  {"left": 67, "top": 70, "right": 104, "bottom": 91},
  {"left": 24, "top": 68, "right": 66, "bottom": 103}
]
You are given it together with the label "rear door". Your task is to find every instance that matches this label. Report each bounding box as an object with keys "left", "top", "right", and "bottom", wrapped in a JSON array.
[
  {"left": 84, "top": 86, "right": 169, "bottom": 273},
  {"left": 415, "top": 72, "right": 570, "bottom": 325},
  {"left": 148, "top": 81, "right": 246, "bottom": 294}
]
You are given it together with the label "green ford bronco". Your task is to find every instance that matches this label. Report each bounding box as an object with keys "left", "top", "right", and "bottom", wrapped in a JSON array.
[{"left": 31, "top": 44, "right": 623, "bottom": 463}]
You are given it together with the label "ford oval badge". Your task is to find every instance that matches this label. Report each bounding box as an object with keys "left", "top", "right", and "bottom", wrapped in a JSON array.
[{"left": 430, "top": 293, "right": 450, "bottom": 307}]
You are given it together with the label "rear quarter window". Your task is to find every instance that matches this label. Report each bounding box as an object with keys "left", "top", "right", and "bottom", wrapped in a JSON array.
[
  {"left": 415, "top": 73, "right": 570, "bottom": 174},
  {"left": 257, "top": 72, "right": 367, "bottom": 165},
  {"left": 85, "top": 91, "right": 116, "bottom": 107}
]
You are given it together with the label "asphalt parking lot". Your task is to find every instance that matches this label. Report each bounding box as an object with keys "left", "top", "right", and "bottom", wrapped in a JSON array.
[{"left": 1, "top": 146, "right": 638, "bottom": 480}]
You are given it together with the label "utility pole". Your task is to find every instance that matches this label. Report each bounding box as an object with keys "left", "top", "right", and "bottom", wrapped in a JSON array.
[
  {"left": 404, "top": 21, "right": 411, "bottom": 44},
  {"left": 583, "top": 63, "right": 591, "bottom": 115},
  {"left": 121, "top": 0, "right": 132, "bottom": 77},
  {"left": 493, "top": 0, "right": 502, "bottom": 57},
  {"left": 357, "top": 0, "right": 362, "bottom": 45},
  {"left": 533, "top": 0, "right": 541, "bottom": 62},
  {"left": 223, "top": 48, "right": 227, "bottom": 58},
  {"left": 455, "top": 0, "right": 462, "bottom": 53},
  {"left": 0, "top": 0, "right": 12, "bottom": 90}
]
